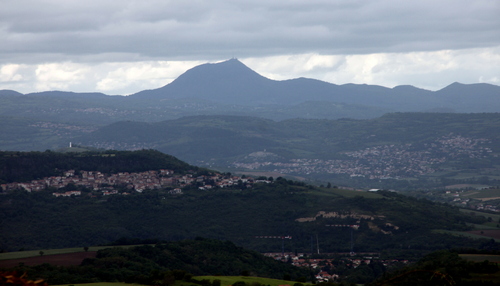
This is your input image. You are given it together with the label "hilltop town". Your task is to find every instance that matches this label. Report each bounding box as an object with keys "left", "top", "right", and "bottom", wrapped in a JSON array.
[{"left": 1, "top": 169, "right": 269, "bottom": 196}]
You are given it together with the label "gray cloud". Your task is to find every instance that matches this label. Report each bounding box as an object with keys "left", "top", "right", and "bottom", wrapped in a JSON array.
[{"left": 1, "top": 0, "right": 499, "bottom": 62}]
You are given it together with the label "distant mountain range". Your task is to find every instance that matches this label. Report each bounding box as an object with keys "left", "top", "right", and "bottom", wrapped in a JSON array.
[
  {"left": 132, "top": 58, "right": 500, "bottom": 113},
  {"left": 1, "top": 59, "right": 499, "bottom": 124}
]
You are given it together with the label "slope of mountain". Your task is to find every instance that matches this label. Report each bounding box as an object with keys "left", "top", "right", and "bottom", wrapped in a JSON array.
[
  {"left": 1, "top": 59, "right": 499, "bottom": 125},
  {"left": 132, "top": 59, "right": 279, "bottom": 105},
  {"left": 130, "top": 59, "right": 401, "bottom": 107},
  {"left": 0, "top": 90, "right": 23, "bottom": 96},
  {"left": 435, "top": 82, "right": 500, "bottom": 112},
  {"left": 1, "top": 149, "right": 499, "bottom": 286},
  {"left": 129, "top": 59, "right": 500, "bottom": 112},
  {"left": 0, "top": 151, "right": 496, "bottom": 255}
]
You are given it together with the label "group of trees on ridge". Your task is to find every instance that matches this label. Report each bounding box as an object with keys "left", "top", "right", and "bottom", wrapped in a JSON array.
[
  {"left": 0, "top": 149, "right": 197, "bottom": 184},
  {"left": 7, "top": 238, "right": 311, "bottom": 285}
]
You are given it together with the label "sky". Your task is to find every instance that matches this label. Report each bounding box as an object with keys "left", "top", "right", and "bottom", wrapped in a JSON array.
[{"left": 0, "top": 0, "right": 499, "bottom": 95}]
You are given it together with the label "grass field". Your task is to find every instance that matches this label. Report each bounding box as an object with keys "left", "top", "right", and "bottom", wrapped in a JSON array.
[
  {"left": 312, "top": 187, "right": 383, "bottom": 199},
  {"left": 461, "top": 189, "right": 500, "bottom": 200},
  {"left": 467, "top": 223, "right": 499, "bottom": 230},
  {"left": 460, "top": 209, "right": 500, "bottom": 222},
  {"left": 433, "top": 229, "right": 500, "bottom": 242},
  {"left": 460, "top": 254, "right": 500, "bottom": 263},
  {"left": 53, "top": 276, "right": 305, "bottom": 286},
  {"left": 178, "top": 276, "right": 302, "bottom": 286},
  {"left": 0, "top": 245, "right": 144, "bottom": 261}
]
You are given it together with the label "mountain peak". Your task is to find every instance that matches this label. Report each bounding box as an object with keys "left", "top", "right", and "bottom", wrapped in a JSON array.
[
  {"left": 172, "top": 58, "right": 266, "bottom": 84},
  {"left": 130, "top": 59, "right": 273, "bottom": 104},
  {"left": 221, "top": 57, "right": 244, "bottom": 64}
]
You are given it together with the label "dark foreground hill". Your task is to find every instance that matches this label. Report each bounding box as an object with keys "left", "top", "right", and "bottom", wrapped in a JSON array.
[
  {"left": 3, "top": 239, "right": 311, "bottom": 285},
  {"left": 1, "top": 150, "right": 498, "bottom": 256}
]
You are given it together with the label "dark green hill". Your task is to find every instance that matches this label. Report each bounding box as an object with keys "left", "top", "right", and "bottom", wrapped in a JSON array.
[
  {"left": 0, "top": 149, "right": 195, "bottom": 183},
  {"left": 9, "top": 239, "right": 311, "bottom": 285},
  {"left": 368, "top": 250, "right": 500, "bottom": 286},
  {"left": 1, "top": 173, "right": 497, "bottom": 255}
]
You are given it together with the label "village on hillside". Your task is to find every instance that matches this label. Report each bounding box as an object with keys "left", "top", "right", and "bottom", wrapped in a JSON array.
[
  {"left": 262, "top": 252, "right": 409, "bottom": 282},
  {"left": 1, "top": 169, "right": 271, "bottom": 196},
  {"left": 232, "top": 134, "right": 493, "bottom": 180}
]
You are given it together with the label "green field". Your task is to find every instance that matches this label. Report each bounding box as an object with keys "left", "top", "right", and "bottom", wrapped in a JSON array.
[
  {"left": 180, "top": 276, "right": 305, "bottom": 286},
  {"left": 461, "top": 189, "right": 500, "bottom": 200},
  {"left": 310, "top": 187, "right": 383, "bottom": 199},
  {"left": 53, "top": 276, "right": 304, "bottom": 286},
  {"left": 0, "top": 245, "right": 144, "bottom": 260},
  {"left": 432, "top": 229, "right": 500, "bottom": 242},
  {"left": 460, "top": 209, "right": 500, "bottom": 222}
]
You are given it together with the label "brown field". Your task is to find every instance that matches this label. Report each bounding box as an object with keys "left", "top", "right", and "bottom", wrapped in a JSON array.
[
  {"left": 0, "top": 251, "right": 96, "bottom": 268},
  {"left": 467, "top": 229, "right": 500, "bottom": 240}
]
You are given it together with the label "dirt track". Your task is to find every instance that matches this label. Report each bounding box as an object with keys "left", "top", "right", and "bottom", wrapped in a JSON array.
[{"left": 0, "top": 251, "right": 97, "bottom": 268}]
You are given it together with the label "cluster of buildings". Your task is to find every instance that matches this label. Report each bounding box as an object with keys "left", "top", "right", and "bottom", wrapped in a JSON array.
[
  {"left": 1, "top": 169, "right": 267, "bottom": 196},
  {"left": 435, "top": 134, "right": 492, "bottom": 158},
  {"left": 442, "top": 190, "right": 500, "bottom": 212},
  {"left": 264, "top": 252, "right": 409, "bottom": 282},
  {"left": 232, "top": 134, "right": 493, "bottom": 180}
]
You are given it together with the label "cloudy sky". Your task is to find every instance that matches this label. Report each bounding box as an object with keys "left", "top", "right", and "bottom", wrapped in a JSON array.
[{"left": 1, "top": 0, "right": 499, "bottom": 95}]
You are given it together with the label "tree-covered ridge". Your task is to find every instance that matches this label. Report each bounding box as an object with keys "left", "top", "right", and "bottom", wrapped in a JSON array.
[
  {"left": 367, "top": 250, "right": 500, "bottom": 286},
  {"left": 11, "top": 239, "right": 311, "bottom": 285},
  {"left": 1, "top": 176, "right": 497, "bottom": 255},
  {"left": 0, "top": 149, "right": 196, "bottom": 184}
]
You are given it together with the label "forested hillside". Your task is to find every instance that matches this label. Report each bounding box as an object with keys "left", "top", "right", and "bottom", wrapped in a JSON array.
[
  {"left": 9, "top": 239, "right": 311, "bottom": 285},
  {"left": 0, "top": 149, "right": 196, "bottom": 184},
  {"left": 1, "top": 171, "right": 497, "bottom": 255}
]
